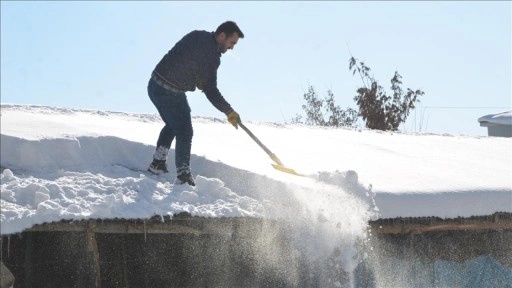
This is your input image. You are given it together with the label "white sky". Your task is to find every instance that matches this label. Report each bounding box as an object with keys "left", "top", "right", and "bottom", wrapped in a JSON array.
[{"left": 1, "top": 1, "right": 511, "bottom": 136}]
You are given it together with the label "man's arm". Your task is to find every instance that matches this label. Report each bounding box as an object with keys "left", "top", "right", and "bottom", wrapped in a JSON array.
[{"left": 199, "top": 60, "right": 234, "bottom": 115}]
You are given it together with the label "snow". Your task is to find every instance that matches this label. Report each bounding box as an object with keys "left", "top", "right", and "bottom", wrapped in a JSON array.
[
  {"left": 1, "top": 104, "right": 511, "bottom": 238},
  {"left": 478, "top": 110, "right": 512, "bottom": 126}
]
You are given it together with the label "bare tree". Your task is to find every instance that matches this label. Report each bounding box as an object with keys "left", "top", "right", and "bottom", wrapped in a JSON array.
[{"left": 293, "top": 85, "right": 358, "bottom": 128}]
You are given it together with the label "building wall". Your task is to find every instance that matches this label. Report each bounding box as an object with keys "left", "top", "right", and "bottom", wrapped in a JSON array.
[
  {"left": 1, "top": 217, "right": 511, "bottom": 287},
  {"left": 487, "top": 125, "right": 512, "bottom": 137}
]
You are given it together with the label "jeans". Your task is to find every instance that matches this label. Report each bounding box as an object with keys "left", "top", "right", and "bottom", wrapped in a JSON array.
[{"left": 148, "top": 78, "right": 193, "bottom": 174}]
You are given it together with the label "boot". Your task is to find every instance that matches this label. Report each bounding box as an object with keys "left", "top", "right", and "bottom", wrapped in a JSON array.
[
  {"left": 148, "top": 146, "right": 169, "bottom": 174},
  {"left": 148, "top": 159, "right": 168, "bottom": 175},
  {"left": 176, "top": 171, "right": 195, "bottom": 186}
]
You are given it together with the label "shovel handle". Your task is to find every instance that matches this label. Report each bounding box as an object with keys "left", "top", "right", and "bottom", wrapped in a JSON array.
[{"left": 238, "top": 122, "right": 285, "bottom": 167}]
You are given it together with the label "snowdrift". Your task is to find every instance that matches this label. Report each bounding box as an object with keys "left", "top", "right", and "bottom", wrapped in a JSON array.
[{"left": 1, "top": 104, "right": 510, "bottom": 235}]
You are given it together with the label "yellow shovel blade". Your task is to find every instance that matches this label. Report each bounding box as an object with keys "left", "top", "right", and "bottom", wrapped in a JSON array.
[{"left": 271, "top": 163, "right": 305, "bottom": 177}]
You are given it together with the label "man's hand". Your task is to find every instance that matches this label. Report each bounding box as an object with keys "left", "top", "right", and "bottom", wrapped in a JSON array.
[{"left": 227, "top": 111, "right": 240, "bottom": 129}]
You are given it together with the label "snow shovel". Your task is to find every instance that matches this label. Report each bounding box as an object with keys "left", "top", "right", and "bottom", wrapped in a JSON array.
[{"left": 238, "top": 121, "right": 304, "bottom": 177}]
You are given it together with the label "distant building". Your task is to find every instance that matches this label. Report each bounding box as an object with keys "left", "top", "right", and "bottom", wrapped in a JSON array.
[{"left": 478, "top": 111, "right": 512, "bottom": 137}]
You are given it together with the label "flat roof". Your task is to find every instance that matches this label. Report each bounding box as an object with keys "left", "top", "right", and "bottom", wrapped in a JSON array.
[{"left": 478, "top": 110, "right": 512, "bottom": 126}]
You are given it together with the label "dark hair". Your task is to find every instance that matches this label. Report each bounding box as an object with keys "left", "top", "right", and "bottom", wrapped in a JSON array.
[{"left": 215, "top": 21, "right": 244, "bottom": 38}]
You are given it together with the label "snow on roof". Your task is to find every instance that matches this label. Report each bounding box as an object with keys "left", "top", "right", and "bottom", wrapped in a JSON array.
[
  {"left": 478, "top": 110, "right": 512, "bottom": 125},
  {"left": 1, "top": 104, "right": 511, "bottom": 236}
]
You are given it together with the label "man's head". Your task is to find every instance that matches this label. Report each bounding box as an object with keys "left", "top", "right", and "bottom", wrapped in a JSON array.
[{"left": 215, "top": 21, "right": 244, "bottom": 54}]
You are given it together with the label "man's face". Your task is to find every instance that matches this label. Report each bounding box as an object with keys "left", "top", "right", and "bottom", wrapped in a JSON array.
[{"left": 217, "top": 32, "right": 240, "bottom": 54}]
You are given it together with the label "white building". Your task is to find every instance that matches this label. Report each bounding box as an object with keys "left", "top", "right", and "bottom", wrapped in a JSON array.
[{"left": 478, "top": 111, "right": 512, "bottom": 137}]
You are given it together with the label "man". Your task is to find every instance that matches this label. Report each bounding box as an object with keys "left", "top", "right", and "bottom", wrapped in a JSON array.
[{"left": 147, "top": 21, "right": 244, "bottom": 186}]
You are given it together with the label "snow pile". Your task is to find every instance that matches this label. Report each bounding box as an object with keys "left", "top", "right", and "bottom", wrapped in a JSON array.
[
  {"left": 0, "top": 132, "right": 376, "bottom": 238},
  {"left": 1, "top": 104, "right": 511, "bottom": 284},
  {"left": 1, "top": 167, "right": 264, "bottom": 235},
  {"left": 1, "top": 104, "right": 511, "bottom": 235}
]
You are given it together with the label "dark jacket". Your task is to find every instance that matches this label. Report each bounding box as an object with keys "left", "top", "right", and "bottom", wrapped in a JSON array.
[{"left": 153, "top": 30, "right": 234, "bottom": 115}]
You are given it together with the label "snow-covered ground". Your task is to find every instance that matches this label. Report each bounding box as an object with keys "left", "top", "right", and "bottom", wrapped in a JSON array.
[{"left": 1, "top": 104, "right": 511, "bottom": 236}]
